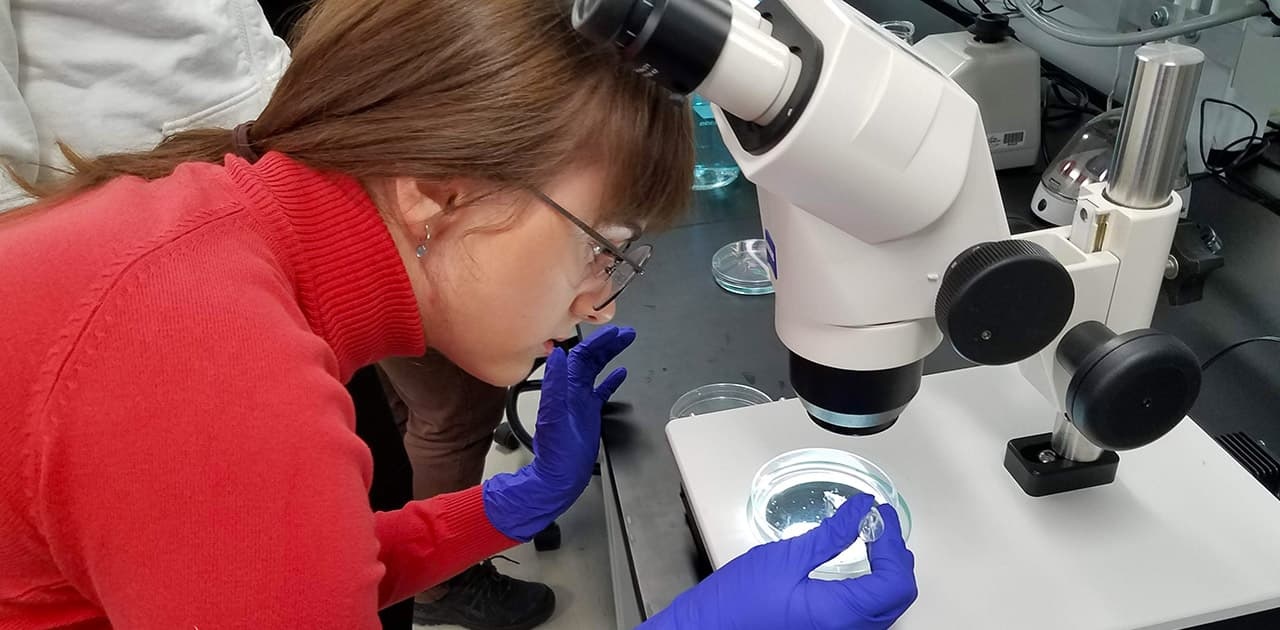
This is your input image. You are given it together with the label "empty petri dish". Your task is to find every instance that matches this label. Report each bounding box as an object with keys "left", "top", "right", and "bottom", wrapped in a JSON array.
[
  {"left": 669, "top": 383, "right": 772, "bottom": 419},
  {"left": 711, "top": 239, "right": 774, "bottom": 295},
  {"left": 746, "top": 448, "right": 911, "bottom": 579}
]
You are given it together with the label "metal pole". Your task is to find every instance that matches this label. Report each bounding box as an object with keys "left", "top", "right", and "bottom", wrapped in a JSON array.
[
  {"left": 1105, "top": 43, "right": 1204, "bottom": 210},
  {"left": 1052, "top": 414, "right": 1106, "bottom": 463}
]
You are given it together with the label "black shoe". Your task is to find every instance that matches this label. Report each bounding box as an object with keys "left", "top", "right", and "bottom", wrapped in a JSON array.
[{"left": 412, "top": 557, "right": 555, "bottom": 630}]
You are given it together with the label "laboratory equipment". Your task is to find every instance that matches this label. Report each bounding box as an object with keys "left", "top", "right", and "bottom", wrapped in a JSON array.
[
  {"left": 710, "top": 238, "right": 774, "bottom": 295},
  {"left": 574, "top": 0, "right": 1202, "bottom": 485},
  {"left": 746, "top": 447, "right": 908, "bottom": 578},
  {"left": 879, "top": 20, "right": 916, "bottom": 44},
  {"left": 915, "top": 13, "right": 1043, "bottom": 170},
  {"left": 1002, "top": 0, "right": 1277, "bottom": 173},
  {"left": 691, "top": 94, "right": 741, "bottom": 190},
  {"left": 573, "top": 0, "right": 1280, "bottom": 624},
  {"left": 670, "top": 383, "right": 772, "bottom": 419},
  {"left": 1032, "top": 109, "right": 1192, "bottom": 226}
]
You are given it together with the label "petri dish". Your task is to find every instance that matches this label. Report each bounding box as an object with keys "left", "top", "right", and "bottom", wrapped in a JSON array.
[
  {"left": 746, "top": 447, "right": 911, "bottom": 579},
  {"left": 711, "top": 239, "right": 775, "bottom": 295},
  {"left": 669, "top": 383, "right": 772, "bottom": 419}
]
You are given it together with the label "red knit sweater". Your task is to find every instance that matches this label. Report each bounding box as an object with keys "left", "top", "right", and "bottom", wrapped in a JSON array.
[{"left": 0, "top": 153, "right": 517, "bottom": 628}]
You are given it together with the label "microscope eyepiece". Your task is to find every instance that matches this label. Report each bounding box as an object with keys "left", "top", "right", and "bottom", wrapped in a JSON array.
[{"left": 571, "top": 0, "right": 733, "bottom": 95}]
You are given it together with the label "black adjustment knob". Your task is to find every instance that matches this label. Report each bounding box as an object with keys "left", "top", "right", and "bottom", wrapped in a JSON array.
[
  {"left": 936, "top": 240, "right": 1075, "bottom": 365},
  {"left": 969, "top": 12, "right": 1013, "bottom": 43},
  {"left": 1057, "top": 321, "right": 1201, "bottom": 451}
]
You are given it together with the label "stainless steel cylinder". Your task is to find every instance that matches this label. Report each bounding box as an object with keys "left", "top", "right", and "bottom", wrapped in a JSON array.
[
  {"left": 1105, "top": 43, "right": 1204, "bottom": 209},
  {"left": 1052, "top": 414, "right": 1106, "bottom": 463}
]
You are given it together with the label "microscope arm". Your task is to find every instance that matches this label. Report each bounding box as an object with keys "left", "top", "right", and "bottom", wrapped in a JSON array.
[{"left": 1012, "top": 43, "right": 1206, "bottom": 482}]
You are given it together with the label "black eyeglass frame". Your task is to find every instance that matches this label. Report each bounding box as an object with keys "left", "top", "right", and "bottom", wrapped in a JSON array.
[{"left": 534, "top": 191, "right": 652, "bottom": 310}]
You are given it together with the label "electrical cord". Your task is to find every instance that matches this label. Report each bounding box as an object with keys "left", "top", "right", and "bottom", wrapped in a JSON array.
[
  {"left": 1199, "top": 98, "right": 1271, "bottom": 177},
  {"left": 1041, "top": 70, "right": 1101, "bottom": 126},
  {"left": 1201, "top": 336, "right": 1280, "bottom": 371},
  {"left": 1004, "top": 0, "right": 1066, "bottom": 14},
  {"left": 959, "top": 0, "right": 1062, "bottom": 17},
  {"left": 1105, "top": 46, "right": 1124, "bottom": 112},
  {"left": 959, "top": 0, "right": 1008, "bottom": 16},
  {"left": 1010, "top": 0, "right": 1269, "bottom": 47},
  {"left": 1195, "top": 99, "right": 1280, "bottom": 213},
  {"left": 1038, "top": 67, "right": 1107, "bottom": 166}
]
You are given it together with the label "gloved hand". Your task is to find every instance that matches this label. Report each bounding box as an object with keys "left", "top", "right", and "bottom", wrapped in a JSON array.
[
  {"left": 642, "top": 493, "right": 917, "bottom": 630},
  {"left": 482, "top": 325, "right": 636, "bottom": 541}
]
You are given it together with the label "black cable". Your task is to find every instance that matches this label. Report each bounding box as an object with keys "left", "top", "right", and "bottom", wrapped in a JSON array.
[
  {"left": 1201, "top": 336, "right": 1280, "bottom": 371},
  {"left": 1002, "top": 0, "right": 1065, "bottom": 14},
  {"left": 1200, "top": 98, "right": 1264, "bottom": 176},
  {"left": 1196, "top": 98, "right": 1280, "bottom": 212}
]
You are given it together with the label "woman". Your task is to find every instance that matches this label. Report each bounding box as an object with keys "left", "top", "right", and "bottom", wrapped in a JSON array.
[{"left": 0, "top": 0, "right": 917, "bottom": 628}]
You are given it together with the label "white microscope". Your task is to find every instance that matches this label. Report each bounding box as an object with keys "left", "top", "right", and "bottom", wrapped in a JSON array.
[{"left": 575, "top": 0, "right": 1280, "bottom": 626}]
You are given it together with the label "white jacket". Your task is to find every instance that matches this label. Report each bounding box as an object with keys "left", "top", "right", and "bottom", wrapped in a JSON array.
[{"left": 0, "top": 0, "right": 289, "bottom": 209}]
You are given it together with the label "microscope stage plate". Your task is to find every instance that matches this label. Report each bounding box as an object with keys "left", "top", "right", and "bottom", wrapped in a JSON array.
[{"left": 668, "top": 365, "right": 1280, "bottom": 629}]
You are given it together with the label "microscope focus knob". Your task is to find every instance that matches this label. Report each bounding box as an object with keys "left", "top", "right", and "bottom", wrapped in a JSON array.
[
  {"left": 1057, "top": 321, "right": 1201, "bottom": 450},
  {"left": 936, "top": 240, "right": 1074, "bottom": 365}
]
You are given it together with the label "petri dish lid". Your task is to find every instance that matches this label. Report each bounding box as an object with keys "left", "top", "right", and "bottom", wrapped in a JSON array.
[
  {"left": 669, "top": 383, "right": 772, "bottom": 419},
  {"left": 746, "top": 447, "right": 911, "bottom": 579},
  {"left": 712, "top": 239, "right": 774, "bottom": 296}
]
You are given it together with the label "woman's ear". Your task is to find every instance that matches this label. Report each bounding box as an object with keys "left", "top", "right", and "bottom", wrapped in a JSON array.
[{"left": 390, "top": 177, "right": 457, "bottom": 229}]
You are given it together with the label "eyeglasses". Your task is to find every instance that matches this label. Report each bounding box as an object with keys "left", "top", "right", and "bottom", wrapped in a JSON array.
[{"left": 534, "top": 191, "right": 653, "bottom": 311}]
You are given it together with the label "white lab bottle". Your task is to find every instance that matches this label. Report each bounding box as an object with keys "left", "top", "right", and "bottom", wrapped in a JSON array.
[{"left": 915, "top": 14, "right": 1041, "bottom": 170}]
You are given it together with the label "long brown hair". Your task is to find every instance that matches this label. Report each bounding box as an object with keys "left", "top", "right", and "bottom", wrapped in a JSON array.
[{"left": 9, "top": 0, "right": 694, "bottom": 229}]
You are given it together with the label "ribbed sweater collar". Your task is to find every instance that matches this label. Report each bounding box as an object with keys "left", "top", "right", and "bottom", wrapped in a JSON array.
[{"left": 225, "top": 152, "right": 425, "bottom": 380}]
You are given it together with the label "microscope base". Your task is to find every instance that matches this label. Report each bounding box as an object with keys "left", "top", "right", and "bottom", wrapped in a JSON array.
[{"left": 1005, "top": 433, "right": 1119, "bottom": 496}]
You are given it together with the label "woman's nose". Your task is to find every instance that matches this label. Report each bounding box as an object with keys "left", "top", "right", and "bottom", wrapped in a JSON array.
[{"left": 571, "top": 290, "right": 616, "bottom": 324}]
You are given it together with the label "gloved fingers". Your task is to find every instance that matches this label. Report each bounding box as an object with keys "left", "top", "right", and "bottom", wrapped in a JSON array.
[
  {"left": 568, "top": 326, "right": 637, "bottom": 387},
  {"left": 538, "top": 347, "right": 570, "bottom": 406},
  {"left": 866, "top": 504, "right": 913, "bottom": 573},
  {"left": 594, "top": 367, "right": 628, "bottom": 403},
  {"left": 808, "top": 560, "right": 918, "bottom": 627},
  {"left": 832, "top": 504, "right": 917, "bottom": 615},
  {"left": 783, "top": 492, "right": 876, "bottom": 580},
  {"left": 533, "top": 348, "right": 571, "bottom": 457}
]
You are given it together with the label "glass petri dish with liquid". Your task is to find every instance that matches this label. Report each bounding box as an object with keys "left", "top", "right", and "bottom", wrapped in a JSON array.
[{"left": 746, "top": 447, "right": 911, "bottom": 579}]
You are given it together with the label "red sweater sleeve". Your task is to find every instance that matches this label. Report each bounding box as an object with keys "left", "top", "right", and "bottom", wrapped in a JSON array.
[{"left": 33, "top": 234, "right": 515, "bottom": 628}]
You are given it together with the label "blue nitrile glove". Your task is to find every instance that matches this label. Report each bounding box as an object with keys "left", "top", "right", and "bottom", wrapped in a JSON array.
[
  {"left": 482, "top": 325, "right": 636, "bottom": 541},
  {"left": 641, "top": 493, "right": 917, "bottom": 630}
]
